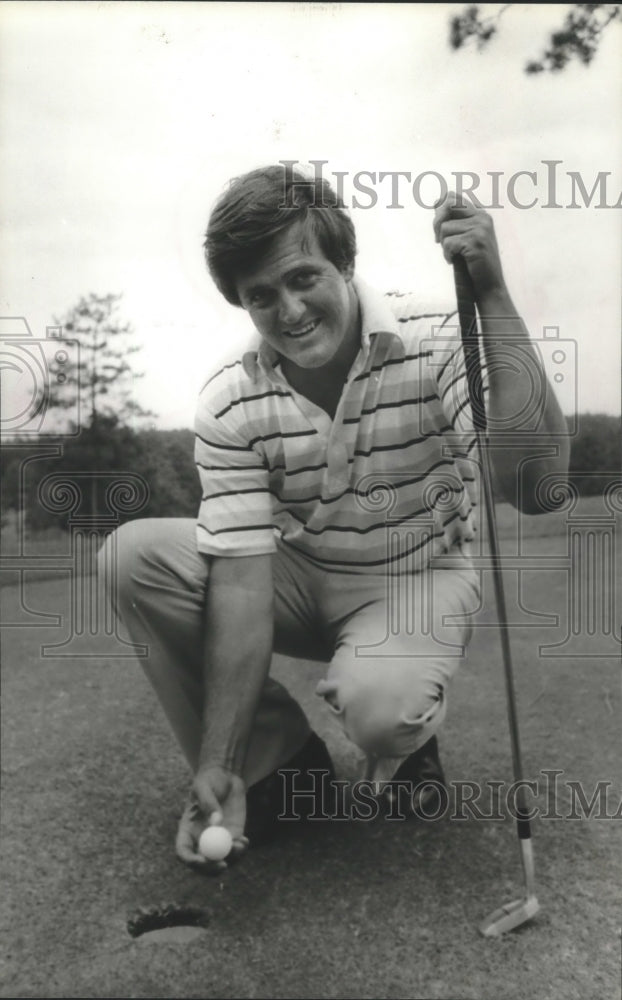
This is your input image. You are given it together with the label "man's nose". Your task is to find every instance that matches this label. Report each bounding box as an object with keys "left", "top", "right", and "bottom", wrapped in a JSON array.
[{"left": 278, "top": 289, "right": 305, "bottom": 327}]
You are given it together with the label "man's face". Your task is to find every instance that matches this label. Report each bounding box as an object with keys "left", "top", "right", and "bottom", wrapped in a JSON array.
[{"left": 235, "top": 221, "right": 360, "bottom": 373}]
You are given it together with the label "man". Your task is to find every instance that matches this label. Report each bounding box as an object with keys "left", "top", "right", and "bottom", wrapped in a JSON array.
[{"left": 101, "top": 164, "right": 569, "bottom": 873}]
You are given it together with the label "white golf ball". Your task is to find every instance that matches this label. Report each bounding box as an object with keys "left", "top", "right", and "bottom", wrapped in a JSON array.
[{"left": 198, "top": 824, "right": 233, "bottom": 861}]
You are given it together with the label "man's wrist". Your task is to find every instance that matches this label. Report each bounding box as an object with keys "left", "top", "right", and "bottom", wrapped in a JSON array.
[
  {"left": 198, "top": 737, "right": 246, "bottom": 776},
  {"left": 475, "top": 282, "right": 516, "bottom": 320}
]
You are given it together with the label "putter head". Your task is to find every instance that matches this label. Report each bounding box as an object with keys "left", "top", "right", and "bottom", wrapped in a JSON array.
[{"left": 479, "top": 894, "right": 540, "bottom": 937}]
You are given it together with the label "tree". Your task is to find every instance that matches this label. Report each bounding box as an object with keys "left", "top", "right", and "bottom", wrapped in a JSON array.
[
  {"left": 449, "top": 3, "right": 621, "bottom": 73},
  {"left": 39, "top": 292, "right": 155, "bottom": 521},
  {"left": 1, "top": 425, "right": 201, "bottom": 532},
  {"left": 50, "top": 292, "right": 153, "bottom": 433},
  {"left": 567, "top": 412, "right": 621, "bottom": 493}
]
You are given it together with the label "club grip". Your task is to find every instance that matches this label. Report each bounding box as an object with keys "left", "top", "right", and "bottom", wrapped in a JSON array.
[{"left": 453, "top": 257, "right": 487, "bottom": 433}]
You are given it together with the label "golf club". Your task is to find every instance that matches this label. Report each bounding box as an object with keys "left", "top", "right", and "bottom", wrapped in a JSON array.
[{"left": 453, "top": 256, "right": 541, "bottom": 936}]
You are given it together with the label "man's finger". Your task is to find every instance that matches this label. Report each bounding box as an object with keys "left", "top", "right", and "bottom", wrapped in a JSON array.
[
  {"left": 434, "top": 191, "right": 477, "bottom": 241},
  {"left": 192, "top": 781, "right": 221, "bottom": 819},
  {"left": 175, "top": 832, "right": 207, "bottom": 866},
  {"left": 177, "top": 851, "right": 228, "bottom": 876},
  {"left": 224, "top": 832, "right": 250, "bottom": 867},
  {"left": 176, "top": 830, "right": 231, "bottom": 874},
  {"left": 440, "top": 234, "right": 469, "bottom": 265},
  {"left": 438, "top": 219, "right": 477, "bottom": 240},
  {"left": 444, "top": 190, "right": 475, "bottom": 210},
  {"left": 229, "top": 836, "right": 249, "bottom": 858}
]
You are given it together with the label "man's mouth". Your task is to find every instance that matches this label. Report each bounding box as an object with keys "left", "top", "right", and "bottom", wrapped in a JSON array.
[{"left": 283, "top": 319, "right": 320, "bottom": 339}]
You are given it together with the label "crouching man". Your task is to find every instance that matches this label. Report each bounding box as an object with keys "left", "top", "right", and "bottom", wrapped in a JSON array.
[{"left": 100, "top": 164, "right": 568, "bottom": 871}]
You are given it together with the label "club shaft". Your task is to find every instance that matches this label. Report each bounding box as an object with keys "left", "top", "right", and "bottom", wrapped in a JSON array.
[
  {"left": 453, "top": 258, "right": 533, "bottom": 848},
  {"left": 477, "top": 432, "right": 532, "bottom": 836}
]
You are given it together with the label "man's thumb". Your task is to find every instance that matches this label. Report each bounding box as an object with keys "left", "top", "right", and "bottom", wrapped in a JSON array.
[{"left": 192, "top": 778, "right": 220, "bottom": 818}]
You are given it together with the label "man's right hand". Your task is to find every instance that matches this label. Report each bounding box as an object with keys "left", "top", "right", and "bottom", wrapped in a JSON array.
[{"left": 175, "top": 765, "right": 249, "bottom": 872}]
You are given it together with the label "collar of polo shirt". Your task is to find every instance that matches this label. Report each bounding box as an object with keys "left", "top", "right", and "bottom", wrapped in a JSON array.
[{"left": 241, "top": 276, "right": 403, "bottom": 382}]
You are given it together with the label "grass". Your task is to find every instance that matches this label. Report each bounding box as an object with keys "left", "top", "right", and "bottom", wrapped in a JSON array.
[{"left": 1, "top": 501, "right": 620, "bottom": 998}]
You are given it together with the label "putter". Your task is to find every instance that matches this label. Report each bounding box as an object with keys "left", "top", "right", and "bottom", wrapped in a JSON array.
[{"left": 453, "top": 257, "right": 541, "bottom": 936}]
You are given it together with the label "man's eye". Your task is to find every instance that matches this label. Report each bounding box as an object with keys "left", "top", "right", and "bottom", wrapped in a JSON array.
[
  {"left": 292, "top": 273, "right": 317, "bottom": 289},
  {"left": 249, "top": 292, "right": 269, "bottom": 307}
]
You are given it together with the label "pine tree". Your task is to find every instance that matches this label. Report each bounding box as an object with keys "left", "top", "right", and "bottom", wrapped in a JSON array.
[
  {"left": 46, "top": 292, "right": 154, "bottom": 519},
  {"left": 50, "top": 292, "right": 152, "bottom": 433}
]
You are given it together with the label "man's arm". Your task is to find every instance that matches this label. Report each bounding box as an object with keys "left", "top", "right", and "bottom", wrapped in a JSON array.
[
  {"left": 476, "top": 287, "right": 570, "bottom": 513},
  {"left": 434, "top": 193, "right": 570, "bottom": 514},
  {"left": 176, "top": 553, "right": 274, "bottom": 869}
]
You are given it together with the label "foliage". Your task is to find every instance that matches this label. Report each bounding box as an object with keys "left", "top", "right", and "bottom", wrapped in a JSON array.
[
  {"left": 0, "top": 425, "right": 200, "bottom": 532},
  {"left": 1, "top": 415, "right": 618, "bottom": 535},
  {"left": 50, "top": 292, "right": 153, "bottom": 431},
  {"left": 449, "top": 3, "right": 508, "bottom": 51},
  {"left": 567, "top": 412, "right": 621, "bottom": 494},
  {"left": 449, "top": 3, "right": 621, "bottom": 73}
]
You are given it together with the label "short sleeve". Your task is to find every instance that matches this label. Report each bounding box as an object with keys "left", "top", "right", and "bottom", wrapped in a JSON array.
[{"left": 194, "top": 391, "right": 277, "bottom": 558}]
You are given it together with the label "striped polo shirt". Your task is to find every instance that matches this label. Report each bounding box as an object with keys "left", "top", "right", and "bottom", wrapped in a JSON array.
[{"left": 194, "top": 277, "right": 486, "bottom": 575}]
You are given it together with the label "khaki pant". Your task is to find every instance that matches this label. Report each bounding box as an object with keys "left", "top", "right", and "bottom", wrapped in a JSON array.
[{"left": 100, "top": 518, "right": 480, "bottom": 786}]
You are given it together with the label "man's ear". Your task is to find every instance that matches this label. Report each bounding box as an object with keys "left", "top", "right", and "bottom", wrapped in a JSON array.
[{"left": 341, "top": 262, "right": 355, "bottom": 282}]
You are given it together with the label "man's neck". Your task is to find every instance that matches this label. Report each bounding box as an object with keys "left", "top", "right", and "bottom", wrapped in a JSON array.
[{"left": 281, "top": 292, "right": 361, "bottom": 419}]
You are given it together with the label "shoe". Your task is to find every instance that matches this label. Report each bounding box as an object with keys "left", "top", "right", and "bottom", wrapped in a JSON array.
[
  {"left": 382, "top": 736, "right": 448, "bottom": 819},
  {"left": 245, "top": 731, "right": 336, "bottom": 845}
]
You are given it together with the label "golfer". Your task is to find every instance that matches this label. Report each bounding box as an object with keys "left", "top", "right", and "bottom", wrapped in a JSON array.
[{"left": 100, "top": 164, "right": 568, "bottom": 870}]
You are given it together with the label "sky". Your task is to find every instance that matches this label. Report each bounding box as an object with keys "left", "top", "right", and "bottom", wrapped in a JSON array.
[{"left": 1, "top": 1, "right": 621, "bottom": 430}]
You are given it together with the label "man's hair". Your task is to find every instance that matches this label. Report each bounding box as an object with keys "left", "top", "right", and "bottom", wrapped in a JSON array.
[{"left": 204, "top": 164, "right": 357, "bottom": 306}]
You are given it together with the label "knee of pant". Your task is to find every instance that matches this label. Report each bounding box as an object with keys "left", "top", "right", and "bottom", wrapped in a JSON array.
[
  {"left": 318, "top": 667, "right": 446, "bottom": 759},
  {"left": 97, "top": 520, "right": 150, "bottom": 610}
]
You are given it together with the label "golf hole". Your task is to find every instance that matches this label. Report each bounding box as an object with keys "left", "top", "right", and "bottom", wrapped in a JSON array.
[{"left": 127, "top": 903, "right": 211, "bottom": 941}]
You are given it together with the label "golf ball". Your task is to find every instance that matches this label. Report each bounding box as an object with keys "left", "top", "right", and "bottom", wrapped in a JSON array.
[{"left": 198, "top": 824, "right": 233, "bottom": 861}]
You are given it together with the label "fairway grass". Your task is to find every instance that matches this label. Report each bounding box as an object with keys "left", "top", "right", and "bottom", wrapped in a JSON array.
[{"left": 1, "top": 503, "right": 620, "bottom": 999}]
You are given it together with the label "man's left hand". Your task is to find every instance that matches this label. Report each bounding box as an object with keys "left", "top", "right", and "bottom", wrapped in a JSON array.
[{"left": 433, "top": 192, "right": 506, "bottom": 304}]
